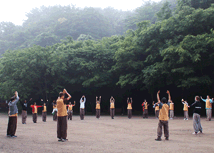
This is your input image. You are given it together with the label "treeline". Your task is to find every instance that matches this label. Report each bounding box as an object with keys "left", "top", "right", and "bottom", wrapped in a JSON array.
[
  {"left": 1, "top": 0, "right": 214, "bottom": 115},
  {"left": 0, "top": 0, "right": 178, "bottom": 56}
]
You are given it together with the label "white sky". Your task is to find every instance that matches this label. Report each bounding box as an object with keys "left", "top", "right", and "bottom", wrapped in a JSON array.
[{"left": 0, "top": 0, "right": 161, "bottom": 25}]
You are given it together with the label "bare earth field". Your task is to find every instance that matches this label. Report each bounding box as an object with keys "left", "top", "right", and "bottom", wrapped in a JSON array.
[{"left": 0, "top": 114, "right": 214, "bottom": 153}]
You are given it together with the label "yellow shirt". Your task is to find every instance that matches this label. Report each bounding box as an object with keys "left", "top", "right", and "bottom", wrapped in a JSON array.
[
  {"left": 169, "top": 103, "right": 174, "bottom": 110},
  {"left": 34, "top": 106, "right": 38, "bottom": 114},
  {"left": 144, "top": 102, "right": 148, "bottom": 109},
  {"left": 57, "top": 99, "right": 67, "bottom": 117},
  {"left": 183, "top": 104, "right": 188, "bottom": 111},
  {"left": 155, "top": 105, "right": 159, "bottom": 111},
  {"left": 127, "top": 103, "right": 132, "bottom": 109},
  {"left": 110, "top": 102, "right": 115, "bottom": 109},
  {"left": 10, "top": 113, "right": 18, "bottom": 117},
  {"left": 159, "top": 104, "right": 169, "bottom": 121},
  {"left": 96, "top": 103, "right": 100, "bottom": 109},
  {"left": 206, "top": 99, "right": 212, "bottom": 109},
  {"left": 43, "top": 106, "right": 47, "bottom": 112},
  {"left": 68, "top": 105, "right": 73, "bottom": 111}
]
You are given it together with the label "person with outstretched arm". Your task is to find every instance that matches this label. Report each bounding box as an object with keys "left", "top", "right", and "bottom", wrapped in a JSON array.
[
  {"left": 67, "top": 101, "right": 75, "bottom": 120},
  {"left": 155, "top": 90, "right": 170, "bottom": 141},
  {"left": 110, "top": 96, "right": 115, "bottom": 119},
  {"left": 30, "top": 102, "right": 42, "bottom": 123},
  {"left": 190, "top": 96, "right": 202, "bottom": 135},
  {"left": 80, "top": 95, "right": 86, "bottom": 120},
  {"left": 96, "top": 96, "right": 101, "bottom": 119},
  {"left": 200, "top": 95, "right": 213, "bottom": 121},
  {"left": 7, "top": 91, "right": 20, "bottom": 138},
  {"left": 20, "top": 98, "right": 32, "bottom": 124},
  {"left": 57, "top": 89, "right": 71, "bottom": 142},
  {"left": 127, "top": 97, "right": 133, "bottom": 119}
]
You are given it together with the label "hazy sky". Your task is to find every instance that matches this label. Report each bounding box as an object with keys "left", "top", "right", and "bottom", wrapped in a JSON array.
[{"left": 0, "top": 0, "right": 161, "bottom": 25}]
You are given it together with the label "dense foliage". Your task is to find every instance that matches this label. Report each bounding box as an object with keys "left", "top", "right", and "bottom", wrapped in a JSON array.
[{"left": 1, "top": 0, "right": 214, "bottom": 115}]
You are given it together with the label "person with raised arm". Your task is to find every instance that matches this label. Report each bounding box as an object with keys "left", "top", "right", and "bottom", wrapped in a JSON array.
[
  {"left": 181, "top": 99, "right": 189, "bottom": 120},
  {"left": 80, "top": 95, "right": 86, "bottom": 120},
  {"left": 155, "top": 90, "right": 170, "bottom": 141},
  {"left": 67, "top": 101, "right": 75, "bottom": 120},
  {"left": 30, "top": 102, "right": 42, "bottom": 123},
  {"left": 200, "top": 95, "right": 213, "bottom": 121},
  {"left": 20, "top": 98, "right": 32, "bottom": 124},
  {"left": 7, "top": 91, "right": 20, "bottom": 138},
  {"left": 190, "top": 96, "right": 202, "bottom": 134},
  {"left": 96, "top": 96, "right": 101, "bottom": 119},
  {"left": 57, "top": 89, "right": 71, "bottom": 142},
  {"left": 110, "top": 96, "right": 115, "bottom": 119},
  {"left": 167, "top": 90, "right": 174, "bottom": 119},
  {"left": 153, "top": 101, "right": 159, "bottom": 119},
  {"left": 142, "top": 99, "right": 149, "bottom": 118},
  {"left": 127, "top": 97, "right": 133, "bottom": 119}
]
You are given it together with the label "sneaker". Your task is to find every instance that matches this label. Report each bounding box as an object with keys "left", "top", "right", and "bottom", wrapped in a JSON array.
[
  {"left": 155, "top": 137, "right": 162, "bottom": 141},
  {"left": 11, "top": 135, "right": 17, "bottom": 138},
  {"left": 61, "top": 139, "right": 67, "bottom": 142},
  {"left": 198, "top": 131, "right": 203, "bottom": 134},
  {"left": 7, "top": 135, "right": 11, "bottom": 137},
  {"left": 192, "top": 132, "right": 197, "bottom": 135},
  {"left": 58, "top": 138, "right": 62, "bottom": 142},
  {"left": 184, "top": 118, "right": 186, "bottom": 120},
  {"left": 186, "top": 118, "right": 188, "bottom": 120},
  {"left": 165, "top": 137, "right": 169, "bottom": 140}
]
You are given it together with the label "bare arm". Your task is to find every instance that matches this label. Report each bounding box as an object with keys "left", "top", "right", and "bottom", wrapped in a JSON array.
[
  {"left": 157, "top": 90, "right": 160, "bottom": 102},
  {"left": 64, "top": 89, "right": 71, "bottom": 100},
  {"left": 167, "top": 90, "right": 171, "bottom": 102}
]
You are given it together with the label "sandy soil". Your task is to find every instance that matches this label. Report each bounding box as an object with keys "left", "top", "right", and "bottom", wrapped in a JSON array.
[{"left": 0, "top": 114, "right": 214, "bottom": 153}]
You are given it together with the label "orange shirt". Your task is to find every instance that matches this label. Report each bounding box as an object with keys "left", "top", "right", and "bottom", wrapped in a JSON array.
[{"left": 57, "top": 99, "right": 67, "bottom": 117}]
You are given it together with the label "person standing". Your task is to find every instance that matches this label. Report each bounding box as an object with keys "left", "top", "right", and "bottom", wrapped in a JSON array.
[
  {"left": 20, "top": 98, "right": 32, "bottom": 124},
  {"left": 127, "top": 97, "right": 133, "bottom": 119},
  {"left": 30, "top": 102, "right": 42, "bottom": 123},
  {"left": 7, "top": 91, "right": 20, "bottom": 138},
  {"left": 167, "top": 90, "right": 174, "bottom": 120},
  {"left": 52, "top": 100, "right": 57, "bottom": 121},
  {"left": 143, "top": 100, "right": 149, "bottom": 118},
  {"left": 96, "top": 96, "right": 101, "bottom": 119},
  {"left": 182, "top": 99, "right": 189, "bottom": 120},
  {"left": 57, "top": 89, "right": 71, "bottom": 142},
  {"left": 42, "top": 102, "right": 47, "bottom": 122},
  {"left": 67, "top": 101, "right": 75, "bottom": 120},
  {"left": 110, "top": 96, "right": 115, "bottom": 119},
  {"left": 153, "top": 101, "right": 159, "bottom": 119},
  {"left": 80, "top": 95, "right": 86, "bottom": 120},
  {"left": 200, "top": 95, "right": 213, "bottom": 121},
  {"left": 190, "top": 96, "right": 202, "bottom": 134},
  {"left": 155, "top": 90, "right": 170, "bottom": 141}
]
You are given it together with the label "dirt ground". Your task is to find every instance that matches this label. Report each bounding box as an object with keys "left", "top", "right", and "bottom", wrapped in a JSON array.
[{"left": 0, "top": 114, "right": 214, "bottom": 153}]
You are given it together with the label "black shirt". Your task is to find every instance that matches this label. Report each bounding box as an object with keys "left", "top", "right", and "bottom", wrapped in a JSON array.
[{"left": 191, "top": 101, "right": 201, "bottom": 115}]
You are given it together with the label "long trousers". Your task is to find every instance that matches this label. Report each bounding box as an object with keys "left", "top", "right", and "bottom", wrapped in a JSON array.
[
  {"left": 157, "top": 120, "right": 169, "bottom": 138},
  {"left": 96, "top": 109, "right": 100, "bottom": 118},
  {"left": 57, "top": 116, "right": 67, "bottom": 139},
  {"left": 7, "top": 116, "right": 17, "bottom": 136},
  {"left": 193, "top": 113, "right": 202, "bottom": 133},
  {"left": 110, "top": 108, "right": 115, "bottom": 118},
  {"left": 80, "top": 108, "right": 85, "bottom": 120},
  {"left": 22, "top": 110, "right": 27, "bottom": 124}
]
